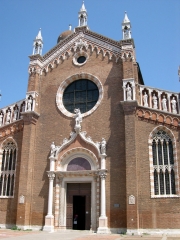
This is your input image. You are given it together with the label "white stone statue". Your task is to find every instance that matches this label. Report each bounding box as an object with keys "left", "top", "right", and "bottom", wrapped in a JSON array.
[
  {"left": 50, "top": 142, "right": 57, "bottom": 157},
  {"left": 13, "top": 107, "right": 18, "bottom": 121},
  {"left": 27, "top": 96, "right": 33, "bottom": 111},
  {"left": 171, "top": 97, "right": 177, "bottom": 114},
  {"left": 126, "top": 84, "right": 132, "bottom": 100},
  {"left": 21, "top": 103, "right": 25, "bottom": 112},
  {"left": 100, "top": 138, "right": 106, "bottom": 155},
  {"left": 143, "top": 92, "right": 148, "bottom": 107},
  {"left": 152, "top": 94, "right": 158, "bottom": 109},
  {"left": 0, "top": 112, "right": 3, "bottom": 126},
  {"left": 6, "top": 110, "right": 11, "bottom": 124},
  {"left": 74, "top": 108, "right": 82, "bottom": 131},
  {"left": 162, "top": 95, "right": 167, "bottom": 111}
]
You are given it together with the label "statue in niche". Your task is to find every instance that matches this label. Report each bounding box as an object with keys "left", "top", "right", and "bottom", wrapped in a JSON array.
[
  {"left": 21, "top": 103, "right": 25, "bottom": 112},
  {"left": 13, "top": 107, "right": 18, "bottom": 121},
  {"left": 0, "top": 112, "right": 3, "bottom": 126},
  {"left": 152, "top": 94, "right": 158, "bottom": 109},
  {"left": 171, "top": 97, "right": 177, "bottom": 114},
  {"left": 100, "top": 138, "right": 106, "bottom": 155},
  {"left": 126, "top": 84, "right": 132, "bottom": 100},
  {"left": 6, "top": 110, "right": 11, "bottom": 124},
  {"left": 50, "top": 142, "right": 57, "bottom": 157},
  {"left": 74, "top": 108, "right": 82, "bottom": 129},
  {"left": 162, "top": 95, "right": 167, "bottom": 111},
  {"left": 27, "top": 96, "right": 33, "bottom": 111},
  {"left": 143, "top": 91, "right": 148, "bottom": 107}
]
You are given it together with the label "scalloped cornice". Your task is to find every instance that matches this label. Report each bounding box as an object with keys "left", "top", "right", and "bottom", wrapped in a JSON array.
[
  {"left": 29, "top": 29, "right": 123, "bottom": 74},
  {"left": 137, "top": 107, "right": 180, "bottom": 129}
]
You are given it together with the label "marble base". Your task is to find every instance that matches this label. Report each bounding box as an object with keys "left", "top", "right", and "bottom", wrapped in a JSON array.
[
  {"left": 97, "top": 216, "right": 110, "bottom": 234},
  {"left": 43, "top": 215, "right": 54, "bottom": 232}
]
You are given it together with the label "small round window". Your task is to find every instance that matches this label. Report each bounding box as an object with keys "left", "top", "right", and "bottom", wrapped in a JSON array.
[
  {"left": 63, "top": 79, "right": 99, "bottom": 114},
  {"left": 77, "top": 56, "right": 86, "bottom": 64}
]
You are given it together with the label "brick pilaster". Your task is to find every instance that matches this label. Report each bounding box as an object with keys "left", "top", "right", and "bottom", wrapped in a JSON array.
[
  {"left": 121, "top": 100, "right": 139, "bottom": 232},
  {"left": 16, "top": 112, "right": 39, "bottom": 227}
]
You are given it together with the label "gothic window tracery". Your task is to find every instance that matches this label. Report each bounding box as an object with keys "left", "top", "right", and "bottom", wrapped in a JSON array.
[
  {"left": 0, "top": 141, "right": 17, "bottom": 197},
  {"left": 152, "top": 130, "right": 176, "bottom": 196}
]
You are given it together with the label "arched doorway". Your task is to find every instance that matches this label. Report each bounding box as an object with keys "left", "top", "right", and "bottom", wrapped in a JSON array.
[
  {"left": 55, "top": 150, "right": 99, "bottom": 231},
  {"left": 66, "top": 157, "right": 91, "bottom": 230}
]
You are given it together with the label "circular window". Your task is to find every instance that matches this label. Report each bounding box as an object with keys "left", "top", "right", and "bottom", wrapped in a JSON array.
[
  {"left": 63, "top": 79, "right": 99, "bottom": 114},
  {"left": 73, "top": 52, "right": 88, "bottom": 66},
  {"left": 77, "top": 56, "right": 86, "bottom": 64}
]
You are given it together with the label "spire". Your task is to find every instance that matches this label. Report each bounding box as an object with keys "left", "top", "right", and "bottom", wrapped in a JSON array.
[
  {"left": 80, "top": 1, "right": 86, "bottom": 11},
  {"left": 122, "top": 11, "right": 131, "bottom": 40},
  {"left": 78, "top": 1, "right": 88, "bottom": 27},
  {"left": 33, "top": 28, "right": 43, "bottom": 55},
  {"left": 123, "top": 11, "right": 130, "bottom": 23},
  {"left": 36, "top": 28, "right": 43, "bottom": 40}
]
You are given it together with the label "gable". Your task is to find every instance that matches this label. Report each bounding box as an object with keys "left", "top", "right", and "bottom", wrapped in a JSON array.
[{"left": 29, "top": 27, "right": 125, "bottom": 75}]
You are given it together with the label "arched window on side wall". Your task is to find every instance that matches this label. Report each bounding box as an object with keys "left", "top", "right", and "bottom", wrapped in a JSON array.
[
  {"left": 0, "top": 141, "right": 17, "bottom": 197},
  {"left": 151, "top": 130, "right": 176, "bottom": 196}
]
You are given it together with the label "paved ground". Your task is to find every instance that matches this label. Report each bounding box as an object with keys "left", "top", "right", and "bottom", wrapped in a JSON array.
[{"left": 0, "top": 229, "right": 180, "bottom": 240}]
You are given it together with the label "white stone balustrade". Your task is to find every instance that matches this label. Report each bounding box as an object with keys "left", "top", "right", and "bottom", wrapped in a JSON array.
[
  {"left": 0, "top": 91, "right": 38, "bottom": 128},
  {"left": 139, "top": 85, "right": 179, "bottom": 115}
]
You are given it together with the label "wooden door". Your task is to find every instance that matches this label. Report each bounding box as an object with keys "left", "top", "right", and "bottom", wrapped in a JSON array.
[
  {"left": 66, "top": 183, "right": 91, "bottom": 230},
  {"left": 66, "top": 194, "right": 73, "bottom": 229}
]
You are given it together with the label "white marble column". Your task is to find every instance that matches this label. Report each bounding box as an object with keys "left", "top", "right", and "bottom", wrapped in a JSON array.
[
  {"left": 44, "top": 156, "right": 56, "bottom": 232},
  {"left": 44, "top": 172, "right": 55, "bottom": 232},
  {"left": 97, "top": 164, "right": 109, "bottom": 233},
  {"left": 100, "top": 171, "right": 107, "bottom": 217},
  {"left": 167, "top": 94, "right": 171, "bottom": 113},
  {"left": 32, "top": 97, "right": 35, "bottom": 111},
  {"left": 132, "top": 85, "right": 136, "bottom": 100},
  {"left": 123, "top": 86, "right": 126, "bottom": 101},
  {"left": 47, "top": 172, "right": 55, "bottom": 216},
  {"left": 158, "top": 92, "right": 162, "bottom": 110},
  {"left": 149, "top": 90, "right": 152, "bottom": 108},
  {"left": 140, "top": 88, "right": 143, "bottom": 106}
]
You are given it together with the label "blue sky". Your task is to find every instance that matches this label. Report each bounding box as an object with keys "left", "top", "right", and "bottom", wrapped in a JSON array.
[{"left": 0, "top": 0, "right": 179, "bottom": 108}]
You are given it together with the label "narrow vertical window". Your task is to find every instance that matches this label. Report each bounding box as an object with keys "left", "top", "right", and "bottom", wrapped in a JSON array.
[
  {"left": 169, "top": 140, "right": 174, "bottom": 165},
  {"left": 152, "top": 140, "right": 157, "bottom": 165},
  {"left": 163, "top": 140, "right": 168, "bottom": 165},
  {"left": 0, "top": 141, "right": 17, "bottom": 197},
  {"left": 158, "top": 140, "right": 162, "bottom": 165},
  {"left": 159, "top": 170, "right": 164, "bottom": 194},
  {"left": 154, "top": 170, "right": 159, "bottom": 195},
  {"left": 171, "top": 169, "right": 176, "bottom": 194},
  {"left": 165, "top": 169, "right": 170, "bottom": 194}
]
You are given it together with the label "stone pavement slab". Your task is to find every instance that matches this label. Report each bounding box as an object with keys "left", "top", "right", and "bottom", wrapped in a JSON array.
[{"left": 0, "top": 229, "right": 180, "bottom": 240}]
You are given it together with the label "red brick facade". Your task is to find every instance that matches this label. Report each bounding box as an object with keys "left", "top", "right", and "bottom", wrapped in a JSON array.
[{"left": 0, "top": 24, "right": 180, "bottom": 234}]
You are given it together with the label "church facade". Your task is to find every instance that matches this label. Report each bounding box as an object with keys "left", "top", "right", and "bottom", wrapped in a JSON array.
[{"left": 0, "top": 3, "right": 180, "bottom": 235}]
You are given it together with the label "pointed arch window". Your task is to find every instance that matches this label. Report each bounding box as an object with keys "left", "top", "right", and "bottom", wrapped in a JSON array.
[
  {"left": 151, "top": 130, "right": 177, "bottom": 197},
  {"left": 0, "top": 141, "right": 17, "bottom": 198}
]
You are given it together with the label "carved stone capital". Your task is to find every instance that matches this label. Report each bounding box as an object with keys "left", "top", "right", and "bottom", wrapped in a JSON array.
[
  {"left": 99, "top": 170, "right": 107, "bottom": 179},
  {"left": 47, "top": 171, "right": 55, "bottom": 180},
  {"left": 100, "top": 153, "right": 107, "bottom": 158}
]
